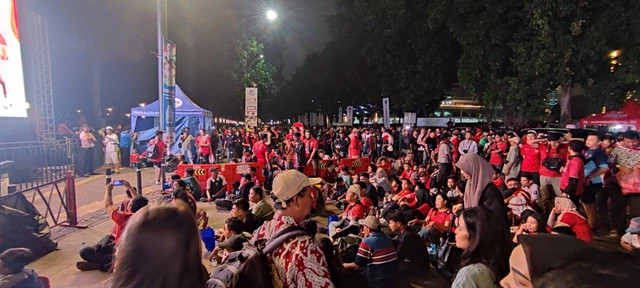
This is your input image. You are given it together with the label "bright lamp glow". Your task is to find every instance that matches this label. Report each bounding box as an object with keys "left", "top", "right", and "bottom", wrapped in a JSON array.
[{"left": 266, "top": 10, "right": 277, "bottom": 21}]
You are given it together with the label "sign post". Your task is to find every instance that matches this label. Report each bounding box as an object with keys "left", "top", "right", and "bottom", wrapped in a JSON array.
[
  {"left": 346, "top": 106, "right": 354, "bottom": 125},
  {"left": 383, "top": 97, "right": 390, "bottom": 129},
  {"left": 245, "top": 88, "right": 258, "bottom": 128}
]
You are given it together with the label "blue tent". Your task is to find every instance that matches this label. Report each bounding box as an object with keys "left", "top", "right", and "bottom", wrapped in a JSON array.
[{"left": 130, "top": 85, "right": 213, "bottom": 154}]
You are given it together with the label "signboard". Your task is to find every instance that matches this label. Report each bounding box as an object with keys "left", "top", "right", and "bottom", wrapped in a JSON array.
[
  {"left": 382, "top": 97, "right": 390, "bottom": 128},
  {"left": 404, "top": 112, "right": 417, "bottom": 125},
  {"left": 346, "top": 106, "right": 354, "bottom": 125},
  {"left": 245, "top": 87, "right": 258, "bottom": 127},
  {"left": 0, "top": 0, "right": 27, "bottom": 117},
  {"left": 338, "top": 107, "right": 343, "bottom": 122},
  {"left": 162, "top": 38, "right": 176, "bottom": 142},
  {"left": 417, "top": 117, "right": 449, "bottom": 127}
]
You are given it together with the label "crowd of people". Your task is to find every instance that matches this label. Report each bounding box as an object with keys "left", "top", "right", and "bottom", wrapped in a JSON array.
[{"left": 12, "top": 123, "right": 640, "bottom": 288}]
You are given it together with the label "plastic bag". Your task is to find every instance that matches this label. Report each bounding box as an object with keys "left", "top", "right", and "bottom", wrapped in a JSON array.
[{"left": 618, "top": 166, "right": 640, "bottom": 195}]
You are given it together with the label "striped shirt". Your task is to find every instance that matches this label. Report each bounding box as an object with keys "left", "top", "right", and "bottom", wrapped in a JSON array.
[{"left": 355, "top": 231, "right": 399, "bottom": 286}]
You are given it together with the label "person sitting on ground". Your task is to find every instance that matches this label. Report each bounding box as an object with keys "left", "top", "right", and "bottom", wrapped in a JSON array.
[
  {"left": 252, "top": 170, "right": 334, "bottom": 288},
  {"left": 182, "top": 168, "right": 203, "bottom": 200},
  {"left": 202, "top": 166, "right": 227, "bottom": 202},
  {"left": 339, "top": 165, "right": 352, "bottom": 186},
  {"left": 229, "top": 199, "right": 261, "bottom": 234},
  {"left": 370, "top": 168, "right": 391, "bottom": 199},
  {"left": 387, "top": 211, "right": 430, "bottom": 274},
  {"left": 343, "top": 216, "right": 399, "bottom": 288},
  {"left": 355, "top": 181, "right": 375, "bottom": 214},
  {"left": 491, "top": 170, "right": 507, "bottom": 191},
  {"left": 77, "top": 181, "right": 148, "bottom": 272},
  {"left": 0, "top": 248, "right": 44, "bottom": 288},
  {"left": 329, "top": 185, "right": 367, "bottom": 237},
  {"left": 111, "top": 204, "right": 208, "bottom": 288},
  {"left": 245, "top": 166, "right": 260, "bottom": 187},
  {"left": 248, "top": 186, "right": 274, "bottom": 224},
  {"left": 547, "top": 197, "right": 592, "bottom": 242},
  {"left": 320, "top": 161, "right": 338, "bottom": 184},
  {"left": 620, "top": 217, "right": 640, "bottom": 251},
  {"left": 215, "top": 173, "right": 253, "bottom": 210},
  {"left": 209, "top": 217, "right": 246, "bottom": 264},
  {"left": 330, "top": 177, "right": 348, "bottom": 200},
  {"left": 446, "top": 175, "right": 459, "bottom": 202},
  {"left": 512, "top": 210, "right": 545, "bottom": 244},
  {"left": 400, "top": 162, "right": 415, "bottom": 181},
  {"left": 503, "top": 178, "right": 536, "bottom": 224},
  {"left": 452, "top": 207, "right": 511, "bottom": 288},
  {"left": 389, "top": 179, "right": 417, "bottom": 208},
  {"left": 409, "top": 193, "right": 451, "bottom": 244},
  {"left": 358, "top": 173, "right": 379, "bottom": 209}
]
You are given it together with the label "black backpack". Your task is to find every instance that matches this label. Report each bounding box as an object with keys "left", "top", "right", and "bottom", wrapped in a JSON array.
[{"left": 207, "top": 226, "right": 308, "bottom": 288}]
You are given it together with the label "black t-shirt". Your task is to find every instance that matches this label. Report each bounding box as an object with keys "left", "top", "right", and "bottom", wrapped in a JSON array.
[
  {"left": 426, "top": 137, "right": 438, "bottom": 151},
  {"left": 400, "top": 135, "right": 412, "bottom": 150},
  {"left": 242, "top": 213, "right": 261, "bottom": 234},
  {"left": 396, "top": 227, "right": 429, "bottom": 267}
]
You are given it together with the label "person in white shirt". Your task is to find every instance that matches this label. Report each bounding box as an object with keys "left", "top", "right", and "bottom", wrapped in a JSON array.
[
  {"left": 520, "top": 175, "right": 540, "bottom": 203},
  {"left": 103, "top": 126, "right": 120, "bottom": 174},
  {"left": 179, "top": 127, "right": 194, "bottom": 164},
  {"left": 458, "top": 131, "right": 478, "bottom": 156}
]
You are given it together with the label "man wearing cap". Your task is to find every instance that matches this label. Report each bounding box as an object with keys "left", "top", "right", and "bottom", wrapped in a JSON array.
[
  {"left": 520, "top": 130, "right": 542, "bottom": 186},
  {"left": 202, "top": 167, "right": 227, "bottom": 202},
  {"left": 329, "top": 185, "right": 367, "bottom": 237},
  {"left": 343, "top": 215, "right": 399, "bottom": 288},
  {"left": 102, "top": 126, "right": 120, "bottom": 174},
  {"left": 253, "top": 170, "right": 333, "bottom": 288},
  {"left": 503, "top": 135, "right": 521, "bottom": 179},
  {"left": 214, "top": 173, "right": 253, "bottom": 210}
]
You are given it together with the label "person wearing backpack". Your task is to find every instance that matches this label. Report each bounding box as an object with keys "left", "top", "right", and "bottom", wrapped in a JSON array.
[
  {"left": 148, "top": 130, "right": 166, "bottom": 185},
  {"left": 252, "top": 170, "right": 334, "bottom": 288}
]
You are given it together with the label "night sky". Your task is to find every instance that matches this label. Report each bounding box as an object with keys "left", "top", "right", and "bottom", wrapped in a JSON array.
[{"left": 17, "top": 0, "right": 335, "bottom": 128}]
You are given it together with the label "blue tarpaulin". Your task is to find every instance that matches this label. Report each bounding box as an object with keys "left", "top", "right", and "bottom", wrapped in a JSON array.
[{"left": 130, "top": 85, "right": 212, "bottom": 154}]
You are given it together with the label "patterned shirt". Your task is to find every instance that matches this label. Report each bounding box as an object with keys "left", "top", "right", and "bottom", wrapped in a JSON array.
[
  {"left": 612, "top": 146, "right": 640, "bottom": 170},
  {"left": 254, "top": 214, "right": 334, "bottom": 288}
]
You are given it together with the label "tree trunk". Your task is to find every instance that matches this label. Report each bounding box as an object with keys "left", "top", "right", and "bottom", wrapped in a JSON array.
[{"left": 560, "top": 83, "right": 572, "bottom": 125}]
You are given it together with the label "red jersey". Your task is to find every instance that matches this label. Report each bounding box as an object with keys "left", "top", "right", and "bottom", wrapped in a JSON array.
[
  {"left": 110, "top": 209, "right": 132, "bottom": 244},
  {"left": 253, "top": 141, "right": 268, "bottom": 164},
  {"left": 558, "top": 211, "right": 592, "bottom": 242},
  {"left": 521, "top": 143, "right": 541, "bottom": 172},
  {"left": 427, "top": 208, "right": 452, "bottom": 232},
  {"left": 560, "top": 155, "right": 585, "bottom": 196},
  {"left": 451, "top": 137, "right": 461, "bottom": 158},
  {"left": 344, "top": 202, "right": 366, "bottom": 221},
  {"left": 489, "top": 141, "right": 508, "bottom": 165},
  {"left": 396, "top": 189, "right": 417, "bottom": 208},
  {"left": 538, "top": 143, "right": 568, "bottom": 177},
  {"left": 305, "top": 138, "right": 319, "bottom": 159},
  {"left": 148, "top": 139, "right": 166, "bottom": 163}
]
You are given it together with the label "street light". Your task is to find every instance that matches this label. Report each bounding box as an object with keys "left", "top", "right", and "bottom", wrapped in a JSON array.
[
  {"left": 107, "top": 107, "right": 113, "bottom": 112},
  {"left": 266, "top": 9, "right": 277, "bottom": 22},
  {"left": 139, "top": 103, "right": 146, "bottom": 107}
]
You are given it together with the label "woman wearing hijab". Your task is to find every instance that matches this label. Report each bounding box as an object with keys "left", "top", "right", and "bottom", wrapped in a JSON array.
[
  {"left": 547, "top": 197, "right": 592, "bottom": 242},
  {"left": 454, "top": 153, "right": 508, "bottom": 228},
  {"left": 501, "top": 234, "right": 640, "bottom": 287},
  {"left": 371, "top": 167, "right": 391, "bottom": 198}
]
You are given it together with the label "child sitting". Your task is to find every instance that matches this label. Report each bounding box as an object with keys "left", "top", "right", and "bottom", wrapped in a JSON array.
[{"left": 0, "top": 248, "right": 44, "bottom": 288}]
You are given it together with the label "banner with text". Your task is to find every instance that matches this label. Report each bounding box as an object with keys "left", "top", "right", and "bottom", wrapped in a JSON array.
[
  {"left": 162, "top": 38, "right": 176, "bottom": 142},
  {"left": 346, "top": 106, "right": 354, "bottom": 125},
  {"left": 245, "top": 88, "right": 258, "bottom": 127},
  {"left": 382, "top": 98, "right": 390, "bottom": 128}
]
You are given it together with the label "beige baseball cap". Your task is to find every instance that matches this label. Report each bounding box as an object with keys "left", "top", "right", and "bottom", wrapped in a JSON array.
[
  {"left": 346, "top": 184, "right": 362, "bottom": 199},
  {"left": 359, "top": 215, "right": 380, "bottom": 230},
  {"left": 272, "top": 170, "right": 322, "bottom": 208}
]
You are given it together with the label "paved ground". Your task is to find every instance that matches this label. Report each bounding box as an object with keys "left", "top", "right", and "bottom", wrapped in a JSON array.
[{"left": 28, "top": 166, "right": 449, "bottom": 287}]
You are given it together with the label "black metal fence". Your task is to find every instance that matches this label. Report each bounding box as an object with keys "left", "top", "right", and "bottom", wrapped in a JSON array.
[{"left": 0, "top": 139, "right": 78, "bottom": 192}]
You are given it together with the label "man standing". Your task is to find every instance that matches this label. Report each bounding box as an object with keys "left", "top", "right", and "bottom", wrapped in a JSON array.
[
  {"left": 196, "top": 129, "right": 211, "bottom": 164},
  {"left": 148, "top": 130, "right": 166, "bottom": 185},
  {"left": 534, "top": 132, "right": 566, "bottom": 212},
  {"left": 503, "top": 135, "right": 521, "bottom": 179},
  {"left": 103, "top": 126, "right": 120, "bottom": 174},
  {"left": 343, "top": 215, "right": 399, "bottom": 288},
  {"left": 334, "top": 130, "right": 349, "bottom": 158},
  {"left": 583, "top": 132, "right": 610, "bottom": 230},
  {"left": 436, "top": 133, "right": 452, "bottom": 188},
  {"left": 305, "top": 131, "right": 320, "bottom": 175},
  {"left": 79, "top": 125, "right": 97, "bottom": 177},
  {"left": 458, "top": 131, "right": 478, "bottom": 156},
  {"left": 561, "top": 140, "right": 586, "bottom": 206},
  {"left": 611, "top": 131, "right": 640, "bottom": 236},
  {"left": 119, "top": 126, "right": 132, "bottom": 168},
  {"left": 179, "top": 127, "right": 194, "bottom": 164},
  {"left": 210, "top": 129, "right": 220, "bottom": 164},
  {"left": 520, "top": 130, "right": 541, "bottom": 185},
  {"left": 400, "top": 129, "right": 412, "bottom": 156},
  {"left": 253, "top": 170, "right": 333, "bottom": 288}
]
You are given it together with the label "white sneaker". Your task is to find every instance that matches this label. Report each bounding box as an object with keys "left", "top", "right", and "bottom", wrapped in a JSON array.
[{"left": 155, "top": 180, "right": 161, "bottom": 185}]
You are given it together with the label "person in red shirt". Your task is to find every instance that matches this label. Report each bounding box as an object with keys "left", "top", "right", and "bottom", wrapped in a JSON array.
[
  {"left": 560, "top": 140, "right": 586, "bottom": 206},
  {"left": 488, "top": 134, "right": 508, "bottom": 171},
  {"left": 77, "top": 180, "right": 148, "bottom": 271},
  {"left": 532, "top": 132, "right": 568, "bottom": 213},
  {"left": 252, "top": 134, "right": 269, "bottom": 168},
  {"left": 348, "top": 128, "right": 361, "bottom": 158},
  {"left": 520, "top": 130, "right": 541, "bottom": 185},
  {"left": 548, "top": 197, "right": 592, "bottom": 242},
  {"left": 329, "top": 185, "right": 367, "bottom": 237},
  {"left": 409, "top": 193, "right": 451, "bottom": 243},
  {"left": 148, "top": 130, "right": 166, "bottom": 184},
  {"left": 304, "top": 130, "right": 320, "bottom": 176},
  {"left": 196, "top": 129, "right": 211, "bottom": 164},
  {"left": 391, "top": 179, "right": 417, "bottom": 208}
]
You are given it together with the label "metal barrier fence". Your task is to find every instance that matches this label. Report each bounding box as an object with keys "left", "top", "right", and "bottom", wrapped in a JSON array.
[{"left": 0, "top": 139, "right": 78, "bottom": 192}]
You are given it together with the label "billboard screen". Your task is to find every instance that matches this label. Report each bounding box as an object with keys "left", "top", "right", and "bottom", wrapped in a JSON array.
[{"left": 0, "top": 0, "right": 27, "bottom": 117}]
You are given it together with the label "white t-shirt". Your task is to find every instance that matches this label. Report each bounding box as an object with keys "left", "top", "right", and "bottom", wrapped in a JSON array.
[
  {"left": 523, "top": 184, "right": 540, "bottom": 203},
  {"left": 103, "top": 134, "right": 119, "bottom": 153},
  {"left": 622, "top": 233, "right": 640, "bottom": 249}
]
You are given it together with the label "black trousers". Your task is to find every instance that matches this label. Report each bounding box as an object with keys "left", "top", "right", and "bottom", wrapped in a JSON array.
[
  {"left": 120, "top": 147, "right": 130, "bottom": 167},
  {"left": 80, "top": 235, "right": 114, "bottom": 265},
  {"left": 82, "top": 147, "right": 94, "bottom": 175}
]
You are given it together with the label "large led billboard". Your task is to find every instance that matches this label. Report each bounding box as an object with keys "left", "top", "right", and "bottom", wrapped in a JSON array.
[{"left": 0, "top": 0, "right": 27, "bottom": 117}]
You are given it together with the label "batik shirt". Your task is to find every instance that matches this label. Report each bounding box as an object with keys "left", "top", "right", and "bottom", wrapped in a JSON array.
[{"left": 254, "top": 214, "right": 334, "bottom": 288}]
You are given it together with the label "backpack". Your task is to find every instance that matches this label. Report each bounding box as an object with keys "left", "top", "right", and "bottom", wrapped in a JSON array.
[
  {"left": 146, "top": 141, "right": 158, "bottom": 158},
  {"left": 206, "top": 226, "right": 308, "bottom": 288}
]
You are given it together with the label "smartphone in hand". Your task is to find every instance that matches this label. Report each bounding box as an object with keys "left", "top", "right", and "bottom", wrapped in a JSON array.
[{"left": 113, "top": 180, "right": 123, "bottom": 186}]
